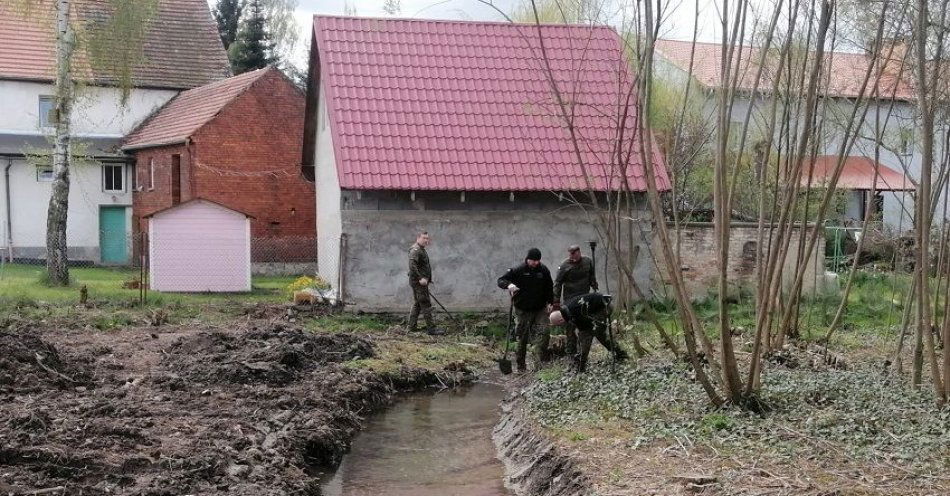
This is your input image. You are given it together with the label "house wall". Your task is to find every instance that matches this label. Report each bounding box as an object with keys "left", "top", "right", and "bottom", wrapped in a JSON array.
[
  {"left": 314, "top": 83, "right": 343, "bottom": 289},
  {"left": 653, "top": 222, "right": 826, "bottom": 300},
  {"left": 132, "top": 71, "right": 315, "bottom": 272},
  {"left": 0, "top": 80, "right": 175, "bottom": 262},
  {"left": 0, "top": 157, "right": 132, "bottom": 261},
  {"left": 336, "top": 190, "right": 654, "bottom": 312},
  {"left": 0, "top": 80, "right": 176, "bottom": 137},
  {"left": 148, "top": 200, "right": 251, "bottom": 292}
]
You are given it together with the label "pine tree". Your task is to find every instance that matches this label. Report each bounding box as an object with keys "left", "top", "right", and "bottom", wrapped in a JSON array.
[
  {"left": 228, "top": 0, "right": 273, "bottom": 74},
  {"left": 214, "top": 0, "right": 242, "bottom": 50}
]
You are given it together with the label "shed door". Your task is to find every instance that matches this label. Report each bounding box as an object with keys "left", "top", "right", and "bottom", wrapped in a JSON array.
[{"left": 99, "top": 206, "right": 128, "bottom": 264}]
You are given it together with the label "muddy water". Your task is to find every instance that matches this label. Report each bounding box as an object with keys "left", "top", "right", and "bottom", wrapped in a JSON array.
[{"left": 318, "top": 382, "right": 511, "bottom": 496}]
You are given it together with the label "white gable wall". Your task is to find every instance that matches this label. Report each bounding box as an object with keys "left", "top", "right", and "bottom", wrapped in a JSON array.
[{"left": 315, "top": 81, "right": 343, "bottom": 290}]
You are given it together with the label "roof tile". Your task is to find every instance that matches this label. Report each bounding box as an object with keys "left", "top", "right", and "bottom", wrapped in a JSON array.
[
  {"left": 313, "top": 16, "right": 668, "bottom": 192},
  {"left": 0, "top": 0, "right": 229, "bottom": 89},
  {"left": 122, "top": 68, "right": 274, "bottom": 149}
]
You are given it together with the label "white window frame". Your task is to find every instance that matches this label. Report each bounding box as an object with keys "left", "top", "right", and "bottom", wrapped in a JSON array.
[
  {"left": 38, "top": 95, "right": 58, "bottom": 129},
  {"left": 102, "top": 164, "right": 125, "bottom": 193},
  {"left": 148, "top": 158, "right": 155, "bottom": 191},
  {"left": 36, "top": 166, "right": 54, "bottom": 182}
]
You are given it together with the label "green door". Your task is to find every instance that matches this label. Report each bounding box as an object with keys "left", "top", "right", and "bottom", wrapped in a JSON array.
[{"left": 99, "top": 206, "right": 128, "bottom": 264}]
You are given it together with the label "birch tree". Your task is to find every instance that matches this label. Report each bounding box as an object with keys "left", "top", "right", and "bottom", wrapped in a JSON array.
[{"left": 5, "top": 0, "right": 157, "bottom": 285}]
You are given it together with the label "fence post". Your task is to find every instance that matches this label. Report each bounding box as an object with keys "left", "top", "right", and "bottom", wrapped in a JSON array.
[{"left": 338, "top": 233, "right": 347, "bottom": 304}]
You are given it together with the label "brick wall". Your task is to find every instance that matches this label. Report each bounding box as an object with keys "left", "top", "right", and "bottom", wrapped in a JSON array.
[
  {"left": 131, "top": 70, "right": 316, "bottom": 262},
  {"left": 653, "top": 223, "right": 826, "bottom": 299}
]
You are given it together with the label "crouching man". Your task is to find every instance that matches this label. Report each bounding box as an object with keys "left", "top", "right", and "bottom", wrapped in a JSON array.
[{"left": 549, "top": 293, "right": 628, "bottom": 372}]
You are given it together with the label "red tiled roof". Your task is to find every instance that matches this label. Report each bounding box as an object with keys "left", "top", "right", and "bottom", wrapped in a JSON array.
[
  {"left": 0, "top": 0, "right": 230, "bottom": 89},
  {"left": 802, "top": 155, "right": 914, "bottom": 191},
  {"left": 654, "top": 39, "right": 914, "bottom": 100},
  {"left": 312, "top": 16, "right": 669, "bottom": 192},
  {"left": 122, "top": 68, "right": 273, "bottom": 150}
]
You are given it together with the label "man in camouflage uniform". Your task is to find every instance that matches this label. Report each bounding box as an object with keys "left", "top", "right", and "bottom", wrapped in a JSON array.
[
  {"left": 553, "top": 245, "right": 598, "bottom": 357},
  {"left": 408, "top": 231, "right": 445, "bottom": 335}
]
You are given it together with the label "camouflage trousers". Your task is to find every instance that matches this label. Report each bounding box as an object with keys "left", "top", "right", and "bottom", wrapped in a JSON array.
[
  {"left": 408, "top": 283, "right": 434, "bottom": 331},
  {"left": 514, "top": 307, "right": 551, "bottom": 371}
]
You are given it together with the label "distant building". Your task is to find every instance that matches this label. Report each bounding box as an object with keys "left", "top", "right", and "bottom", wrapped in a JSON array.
[
  {"left": 0, "top": 0, "right": 229, "bottom": 264},
  {"left": 303, "top": 17, "right": 670, "bottom": 311},
  {"left": 654, "top": 39, "right": 918, "bottom": 230},
  {"left": 124, "top": 67, "right": 315, "bottom": 274}
]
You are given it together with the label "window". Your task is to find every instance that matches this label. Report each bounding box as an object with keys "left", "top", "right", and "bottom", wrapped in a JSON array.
[
  {"left": 38, "top": 96, "right": 56, "bottom": 128},
  {"left": 171, "top": 154, "right": 181, "bottom": 205},
  {"left": 103, "top": 164, "right": 124, "bottom": 192},
  {"left": 147, "top": 158, "right": 154, "bottom": 190},
  {"left": 36, "top": 166, "right": 53, "bottom": 182}
]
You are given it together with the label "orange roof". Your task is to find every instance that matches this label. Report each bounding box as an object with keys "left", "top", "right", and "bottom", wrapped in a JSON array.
[
  {"left": 654, "top": 39, "right": 914, "bottom": 100},
  {"left": 122, "top": 68, "right": 275, "bottom": 150},
  {"left": 801, "top": 155, "right": 914, "bottom": 191},
  {"left": 0, "top": 0, "right": 229, "bottom": 89}
]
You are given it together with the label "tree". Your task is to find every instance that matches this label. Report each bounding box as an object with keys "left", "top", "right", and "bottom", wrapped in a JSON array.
[
  {"left": 229, "top": 0, "right": 274, "bottom": 74},
  {"left": 214, "top": 0, "right": 242, "bottom": 51},
  {"left": 6, "top": 0, "right": 157, "bottom": 286},
  {"left": 383, "top": 0, "right": 400, "bottom": 15}
]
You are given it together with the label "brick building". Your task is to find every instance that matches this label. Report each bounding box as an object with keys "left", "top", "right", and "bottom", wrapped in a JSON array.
[{"left": 123, "top": 67, "right": 315, "bottom": 272}]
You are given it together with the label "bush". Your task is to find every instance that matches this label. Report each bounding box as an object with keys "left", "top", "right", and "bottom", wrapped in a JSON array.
[{"left": 285, "top": 275, "right": 331, "bottom": 296}]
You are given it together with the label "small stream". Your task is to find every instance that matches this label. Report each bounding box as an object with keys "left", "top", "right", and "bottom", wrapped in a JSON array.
[{"left": 318, "top": 382, "right": 511, "bottom": 496}]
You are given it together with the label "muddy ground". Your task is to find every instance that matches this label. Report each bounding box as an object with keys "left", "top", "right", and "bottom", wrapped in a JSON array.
[{"left": 0, "top": 317, "right": 473, "bottom": 495}]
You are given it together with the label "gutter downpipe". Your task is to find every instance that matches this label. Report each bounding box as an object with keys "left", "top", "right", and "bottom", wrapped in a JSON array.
[{"left": 3, "top": 157, "right": 12, "bottom": 262}]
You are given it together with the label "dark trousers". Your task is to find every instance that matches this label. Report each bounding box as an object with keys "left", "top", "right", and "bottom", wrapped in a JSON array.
[
  {"left": 408, "top": 283, "right": 434, "bottom": 330},
  {"left": 574, "top": 307, "right": 627, "bottom": 372},
  {"left": 514, "top": 307, "right": 550, "bottom": 371}
]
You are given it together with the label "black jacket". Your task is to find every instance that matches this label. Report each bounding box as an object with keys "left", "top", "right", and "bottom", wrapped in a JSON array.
[
  {"left": 561, "top": 293, "right": 612, "bottom": 329},
  {"left": 497, "top": 262, "right": 554, "bottom": 311}
]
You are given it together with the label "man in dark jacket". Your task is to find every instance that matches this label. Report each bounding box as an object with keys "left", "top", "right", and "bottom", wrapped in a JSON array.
[
  {"left": 497, "top": 248, "right": 555, "bottom": 372},
  {"left": 549, "top": 292, "right": 628, "bottom": 372},
  {"left": 553, "top": 245, "right": 598, "bottom": 356},
  {"left": 408, "top": 231, "right": 444, "bottom": 335}
]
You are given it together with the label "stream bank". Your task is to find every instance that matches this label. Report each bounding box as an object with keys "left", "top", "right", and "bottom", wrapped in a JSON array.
[{"left": 0, "top": 318, "right": 487, "bottom": 495}]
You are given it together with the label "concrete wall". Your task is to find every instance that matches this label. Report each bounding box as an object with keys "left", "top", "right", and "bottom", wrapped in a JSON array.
[
  {"left": 337, "top": 192, "right": 653, "bottom": 312},
  {"left": 654, "top": 222, "right": 826, "bottom": 300},
  {"left": 0, "top": 80, "right": 176, "bottom": 137},
  {"left": 0, "top": 157, "right": 132, "bottom": 261}
]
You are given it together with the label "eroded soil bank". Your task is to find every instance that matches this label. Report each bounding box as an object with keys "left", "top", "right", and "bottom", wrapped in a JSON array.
[{"left": 0, "top": 319, "right": 479, "bottom": 495}]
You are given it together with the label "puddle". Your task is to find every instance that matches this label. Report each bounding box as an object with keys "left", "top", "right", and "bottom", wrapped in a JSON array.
[{"left": 318, "top": 382, "right": 511, "bottom": 496}]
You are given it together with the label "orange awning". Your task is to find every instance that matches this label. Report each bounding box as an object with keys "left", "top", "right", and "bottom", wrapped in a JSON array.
[{"left": 801, "top": 155, "right": 914, "bottom": 191}]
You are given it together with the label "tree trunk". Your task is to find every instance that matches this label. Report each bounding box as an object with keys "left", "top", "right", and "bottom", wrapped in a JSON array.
[{"left": 46, "top": 0, "right": 75, "bottom": 286}]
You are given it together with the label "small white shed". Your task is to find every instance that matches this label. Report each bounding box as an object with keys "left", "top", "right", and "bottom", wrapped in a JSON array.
[{"left": 147, "top": 199, "right": 252, "bottom": 292}]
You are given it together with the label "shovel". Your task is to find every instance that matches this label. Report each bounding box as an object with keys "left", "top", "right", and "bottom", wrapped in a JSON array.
[
  {"left": 496, "top": 300, "right": 514, "bottom": 375},
  {"left": 427, "top": 289, "right": 466, "bottom": 331}
]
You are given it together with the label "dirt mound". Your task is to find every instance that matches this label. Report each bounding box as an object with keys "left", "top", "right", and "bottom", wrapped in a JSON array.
[
  {"left": 0, "top": 330, "right": 89, "bottom": 392},
  {"left": 0, "top": 322, "right": 464, "bottom": 495},
  {"left": 160, "top": 324, "right": 375, "bottom": 386}
]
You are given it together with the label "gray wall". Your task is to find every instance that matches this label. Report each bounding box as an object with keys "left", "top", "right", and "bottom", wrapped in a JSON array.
[{"left": 337, "top": 191, "right": 653, "bottom": 312}]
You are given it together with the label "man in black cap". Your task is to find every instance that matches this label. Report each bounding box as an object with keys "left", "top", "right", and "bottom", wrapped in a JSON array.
[
  {"left": 549, "top": 292, "right": 628, "bottom": 372},
  {"left": 554, "top": 244, "right": 598, "bottom": 357},
  {"left": 497, "top": 248, "right": 555, "bottom": 372}
]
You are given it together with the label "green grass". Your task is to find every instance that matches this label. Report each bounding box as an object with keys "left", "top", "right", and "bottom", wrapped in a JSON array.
[{"left": 0, "top": 263, "right": 295, "bottom": 306}]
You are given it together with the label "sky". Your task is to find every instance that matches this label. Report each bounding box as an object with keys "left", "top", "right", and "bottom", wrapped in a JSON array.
[
  {"left": 207, "top": 0, "right": 764, "bottom": 69},
  {"left": 286, "top": 0, "right": 740, "bottom": 66}
]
